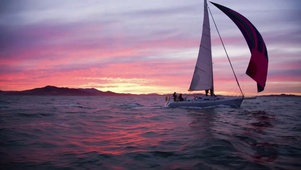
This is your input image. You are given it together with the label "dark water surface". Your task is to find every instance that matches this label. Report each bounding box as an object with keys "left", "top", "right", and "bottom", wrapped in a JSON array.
[{"left": 1, "top": 95, "right": 300, "bottom": 169}]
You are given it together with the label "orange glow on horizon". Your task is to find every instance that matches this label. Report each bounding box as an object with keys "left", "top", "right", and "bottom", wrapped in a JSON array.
[{"left": 1, "top": 0, "right": 300, "bottom": 97}]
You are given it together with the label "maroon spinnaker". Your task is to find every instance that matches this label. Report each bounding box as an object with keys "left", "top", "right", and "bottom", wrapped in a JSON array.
[{"left": 211, "top": 2, "right": 268, "bottom": 92}]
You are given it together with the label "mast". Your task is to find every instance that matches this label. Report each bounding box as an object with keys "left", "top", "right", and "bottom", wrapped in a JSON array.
[{"left": 188, "top": 0, "right": 213, "bottom": 92}]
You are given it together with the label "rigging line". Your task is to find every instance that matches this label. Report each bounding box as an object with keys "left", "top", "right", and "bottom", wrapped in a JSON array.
[{"left": 208, "top": 5, "right": 244, "bottom": 97}]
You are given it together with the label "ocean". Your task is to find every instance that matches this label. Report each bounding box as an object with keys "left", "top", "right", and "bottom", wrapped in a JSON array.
[{"left": 0, "top": 95, "right": 300, "bottom": 170}]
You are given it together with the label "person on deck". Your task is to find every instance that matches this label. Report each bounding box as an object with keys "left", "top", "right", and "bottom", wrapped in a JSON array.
[
  {"left": 173, "top": 92, "right": 177, "bottom": 101},
  {"left": 205, "top": 89, "right": 209, "bottom": 96},
  {"left": 179, "top": 94, "right": 184, "bottom": 101},
  {"left": 205, "top": 89, "right": 215, "bottom": 96},
  {"left": 210, "top": 89, "right": 215, "bottom": 96}
]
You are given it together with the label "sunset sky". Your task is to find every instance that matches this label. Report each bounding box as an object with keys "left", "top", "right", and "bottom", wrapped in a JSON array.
[{"left": 1, "top": 0, "right": 300, "bottom": 95}]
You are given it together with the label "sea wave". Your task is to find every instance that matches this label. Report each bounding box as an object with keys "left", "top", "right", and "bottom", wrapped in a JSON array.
[{"left": 0, "top": 96, "right": 301, "bottom": 169}]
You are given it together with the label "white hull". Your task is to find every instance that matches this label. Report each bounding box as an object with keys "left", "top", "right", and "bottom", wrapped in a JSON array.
[
  {"left": 163, "top": 1, "right": 268, "bottom": 108},
  {"left": 165, "top": 96, "right": 243, "bottom": 108}
]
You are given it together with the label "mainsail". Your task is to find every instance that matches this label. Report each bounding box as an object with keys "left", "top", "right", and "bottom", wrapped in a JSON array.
[
  {"left": 189, "top": 0, "right": 213, "bottom": 91},
  {"left": 211, "top": 2, "right": 268, "bottom": 92},
  {"left": 165, "top": 1, "right": 269, "bottom": 108}
]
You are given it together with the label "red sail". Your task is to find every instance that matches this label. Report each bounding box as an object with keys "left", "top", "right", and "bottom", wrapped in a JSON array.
[{"left": 211, "top": 2, "right": 268, "bottom": 92}]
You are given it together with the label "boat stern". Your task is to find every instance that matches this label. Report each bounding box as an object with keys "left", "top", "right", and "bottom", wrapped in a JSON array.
[{"left": 164, "top": 96, "right": 172, "bottom": 107}]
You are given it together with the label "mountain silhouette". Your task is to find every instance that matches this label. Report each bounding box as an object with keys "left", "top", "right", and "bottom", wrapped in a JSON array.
[{"left": 0, "top": 85, "right": 132, "bottom": 96}]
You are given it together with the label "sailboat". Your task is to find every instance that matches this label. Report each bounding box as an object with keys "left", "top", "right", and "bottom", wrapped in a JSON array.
[{"left": 165, "top": 0, "right": 268, "bottom": 108}]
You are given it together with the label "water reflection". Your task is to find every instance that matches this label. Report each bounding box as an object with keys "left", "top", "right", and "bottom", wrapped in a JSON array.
[
  {"left": 240, "top": 110, "right": 278, "bottom": 163},
  {"left": 187, "top": 109, "right": 216, "bottom": 140}
]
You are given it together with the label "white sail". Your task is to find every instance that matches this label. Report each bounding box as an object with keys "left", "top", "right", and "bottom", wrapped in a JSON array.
[
  {"left": 165, "top": 0, "right": 268, "bottom": 108},
  {"left": 188, "top": 0, "right": 213, "bottom": 91}
]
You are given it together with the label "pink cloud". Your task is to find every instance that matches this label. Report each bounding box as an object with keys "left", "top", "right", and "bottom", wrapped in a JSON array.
[{"left": 1, "top": 0, "right": 300, "bottom": 95}]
